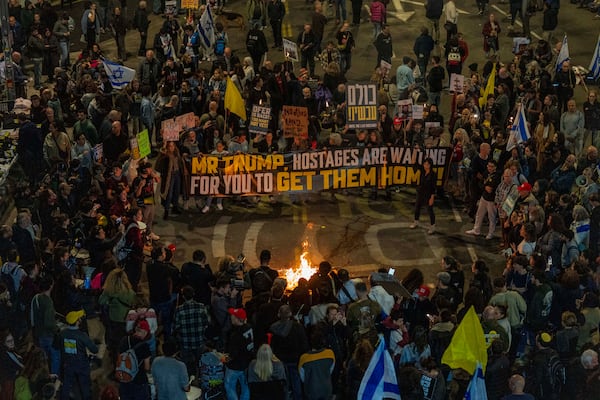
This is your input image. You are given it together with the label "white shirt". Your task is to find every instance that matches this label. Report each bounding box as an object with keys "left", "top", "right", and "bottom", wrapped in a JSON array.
[{"left": 444, "top": 1, "right": 457, "bottom": 24}]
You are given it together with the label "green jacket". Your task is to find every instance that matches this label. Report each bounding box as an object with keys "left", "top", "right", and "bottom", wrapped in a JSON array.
[{"left": 98, "top": 290, "right": 136, "bottom": 322}]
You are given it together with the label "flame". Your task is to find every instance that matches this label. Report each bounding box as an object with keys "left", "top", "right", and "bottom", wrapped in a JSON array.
[{"left": 284, "top": 241, "right": 318, "bottom": 289}]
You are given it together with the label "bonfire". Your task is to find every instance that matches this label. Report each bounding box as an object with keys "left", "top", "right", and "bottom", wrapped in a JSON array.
[{"left": 284, "top": 241, "right": 318, "bottom": 289}]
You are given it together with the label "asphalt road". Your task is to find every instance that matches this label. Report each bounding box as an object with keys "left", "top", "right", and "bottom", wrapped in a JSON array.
[{"left": 47, "top": 0, "right": 599, "bottom": 283}]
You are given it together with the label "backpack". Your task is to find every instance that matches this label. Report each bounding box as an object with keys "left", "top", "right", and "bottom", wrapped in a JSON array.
[
  {"left": 543, "top": 352, "right": 566, "bottom": 397},
  {"left": 114, "top": 224, "right": 136, "bottom": 262},
  {"left": 246, "top": 33, "right": 258, "bottom": 52},
  {"left": 215, "top": 33, "right": 226, "bottom": 56},
  {"left": 251, "top": 268, "right": 273, "bottom": 294},
  {"left": 447, "top": 46, "right": 461, "bottom": 66},
  {"left": 0, "top": 263, "right": 23, "bottom": 302},
  {"left": 114, "top": 337, "right": 144, "bottom": 383}
]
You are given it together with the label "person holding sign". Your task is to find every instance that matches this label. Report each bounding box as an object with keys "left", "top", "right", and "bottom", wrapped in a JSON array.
[
  {"left": 155, "top": 141, "right": 187, "bottom": 220},
  {"left": 410, "top": 157, "right": 437, "bottom": 234}
]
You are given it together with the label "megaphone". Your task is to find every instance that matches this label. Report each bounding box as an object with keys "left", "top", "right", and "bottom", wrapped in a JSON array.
[{"left": 576, "top": 175, "right": 589, "bottom": 188}]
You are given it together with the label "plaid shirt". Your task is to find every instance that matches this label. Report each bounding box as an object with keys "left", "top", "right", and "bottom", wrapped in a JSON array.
[{"left": 174, "top": 299, "right": 210, "bottom": 351}]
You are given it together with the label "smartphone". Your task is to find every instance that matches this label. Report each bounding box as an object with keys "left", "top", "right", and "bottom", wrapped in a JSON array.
[{"left": 388, "top": 268, "right": 395, "bottom": 276}]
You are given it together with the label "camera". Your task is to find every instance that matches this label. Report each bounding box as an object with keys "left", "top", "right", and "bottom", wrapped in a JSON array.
[
  {"left": 230, "top": 278, "right": 246, "bottom": 291},
  {"left": 227, "top": 253, "right": 246, "bottom": 274}
]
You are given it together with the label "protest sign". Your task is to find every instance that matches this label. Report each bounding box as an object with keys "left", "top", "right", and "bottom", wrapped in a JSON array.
[
  {"left": 412, "top": 104, "right": 424, "bottom": 120},
  {"left": 282, "top": 105, "right": 309, "bottom": 139},
  {"left": 92, "top": 144, "right": 103, "bottom": 163},
  {"left": 249, "top": 105, "right": 271, "bottom": 136},
  {"left": 450, "top": 73, "right": 464, "bottom": 93},
  {"left": 347, "top": 84, "right": 378, "bottom": 129},
  {"left": 162, "top": 119, "right": 180, "bottom": 142},
  {"left": 130, "top": 137, "right": 140, "bottom": 160},
  {"left": 137, "top": 129, "right": 151, "bottom": 158},
  {"left": 181, "top": 0, "right": 198, "bottom": 8},
  {"left": 283, "top": 39, "right": 298, "bottom": 61},
  {"left": 175, "top": 112, "right": 196, "bottom": 130},
  {"left": 397, "top": 99, "right": 413, "bottom": 120}
]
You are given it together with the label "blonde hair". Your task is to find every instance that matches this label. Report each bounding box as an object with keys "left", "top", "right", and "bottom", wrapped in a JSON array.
[
  {"left": 253, "top": 344, "right": 278, "bottom": 381},
  {"left": 102, "top": 268, "right": 133, "bottom": 295}
]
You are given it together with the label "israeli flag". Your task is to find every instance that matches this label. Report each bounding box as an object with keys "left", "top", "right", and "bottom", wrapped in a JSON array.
[
  {"left": 102, "top": 59, "right": 135, "bottom": 90},
  {"left": 589, "top": 34, "right": 600, "bottom": 81},
  {"left": 507, "top": 104, "right": 531, "bottom": 151},
  {"left": 197, "top": 5, "right": 215, "bottom": 48},
  {"left": 465, "top": 362, "right": 488, "bottom": 400},
  {"left": 555, "top": 34, "right": 570, "bottom": 72},
  {"left": 358, "top": 335, "right": 401, "bottom": 400}
]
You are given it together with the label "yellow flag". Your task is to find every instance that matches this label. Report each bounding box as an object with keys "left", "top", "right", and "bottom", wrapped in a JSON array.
[
  {"left": 441, "top": 306, "right": 488, "bottom": 374},
  {"left": 479, "top": 64, "right": 496, "bottom": 109},
  {"left": 224, "top": 76, "right": 247, "bottom": 121}
]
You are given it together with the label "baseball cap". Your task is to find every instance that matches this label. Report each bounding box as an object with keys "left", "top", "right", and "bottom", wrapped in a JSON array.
[
  {"left": 517, "top": 182, "right": 532, "bottom": 192},
  {"left": 437, "top": 272, "right": 451, "bottom": 285},
  {"left": 416, "top": 285, "right": 430, "bottom": 298},
  {"left": 538, "top": 331, "right": 553, "bottom": 346},
  {"left": 393, "top": 117, "right": 402, "bottom": 125},
  {"left": 66, "top": 309, "right": 85, "bottom": 325},
  {"left": 135, "top": 320, "right": 151, "bottom": 336},
  {"left": 228, "top": 307, "right": 247, "bottom": 320}
]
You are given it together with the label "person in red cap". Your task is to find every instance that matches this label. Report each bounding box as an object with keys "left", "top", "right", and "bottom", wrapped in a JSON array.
[
  {"left": 225, "top": 307, "right": 254, "bottom": 400},
  {"left": 404, "top": 285, "right": 438, "bottom": 332},
  {"left": 117, "top": 319, "right": 152, "bottom": 400}
]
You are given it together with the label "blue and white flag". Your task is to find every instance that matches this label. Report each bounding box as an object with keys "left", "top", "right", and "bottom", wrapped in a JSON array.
[
  {"left": 589, "top": 33, "right": 600, "bottom": 81},
  {"left": 358, "top": 335, "right": 401, "bottom": 400},
  {"left": 102, "top": 59, "right": 135, "bottom": 90},
  {"left": 507, "top": 104, "right": 531, "bottom": 151},
  {"left": 464, "top": 362, "right": 488, "bottom": 400},
  {"left": 555, "top": 34, "right": 570, "bottom": 72},
  {"left": 197, "top": 5, "right": 215, "bottom": 48}
]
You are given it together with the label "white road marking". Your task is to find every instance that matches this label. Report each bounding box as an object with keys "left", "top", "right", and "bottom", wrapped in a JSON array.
[
  {"left": 355, "top": 197, "right": 395, "bottom": 220},
  {"left": 390, "top": 0, "right": 416, "bottom": 22},
  {"left": 491, "top": 5, "right": 542, "bottom": 40},
  {"left": 212, "top": 216, "right": 232, "bottom": 258},
  {"left": 400, "top": 0, "right": 470, "bottom": 14},
  {"left": 242, "top": 222, "right": 265, "bottom": 267}
]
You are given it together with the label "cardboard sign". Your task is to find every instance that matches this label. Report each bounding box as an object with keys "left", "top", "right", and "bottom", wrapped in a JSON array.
[
  {"left": 397, "top": 99, "right": 413, "bottom": 120},
  {"left": 181, "top": 0, "right": 199, "bottom": 9},
  {"left": 380, "top": 59, "right": 392, "bottom": 77},
  {"left": 450, "top": 73, "right": 464, "bottom": 93},
  {"left": 282, "top": 105, "right": 309, "bottom": 139},
  {"left": 412, "top": 104, "right": 424, "bottom": 120},
  {"left": 175, "top": 112, "right": 196, "bottom": 130},
  {"left": 137, "top": 129, "right": 151, "bottom": 158},
  {"left": 347, "top": 84, "right": 378, "bottom": 129},
  {"left": 92, "top": 143, "right": 103, "bottom": 163},
  {"left": 283, "top": 39, "right": 299, "bottom": 61},
  {"left": 130, "top": 137, "right": 140, "bottom": 160},
  {"left": 249, "top": 105, "right": 271, "bottom": 136},
  {"left": 162, "top": 119, "right": 181, "bottom": 142}
]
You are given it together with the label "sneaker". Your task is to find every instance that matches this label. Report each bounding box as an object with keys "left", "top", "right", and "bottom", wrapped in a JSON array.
[
  {"left": 148, "top": 232, "right": 160, "bottom": 240},
  {"left": 427, "top": 225, "right": 435, "bottom": 235},
  {"left": 485, "top": 234, "right": 494, "bottom": 240},
  {"left": 409, "top": 221, "right": 418, "bottom": 229},
  {"left": 202, "top": 205, "right": 210, "bottom": 213},
  {"left": 217, "top": 204, "right": 223, "bottom": 211},
  {"left": 465, "top": 229, "right": 480, "bottom": 236}
]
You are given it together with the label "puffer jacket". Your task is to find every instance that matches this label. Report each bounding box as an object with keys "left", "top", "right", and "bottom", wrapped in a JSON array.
[{"left": 370, "top": 0, "right": 386, "bottom": 23}]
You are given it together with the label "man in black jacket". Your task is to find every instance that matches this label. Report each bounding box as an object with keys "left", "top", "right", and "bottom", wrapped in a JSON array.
[
  {"left": 246, "top": 23, "right": 268, "bottom": 72},
  {"left": 147, "top": 246, "right": 175, "bottom": 339},
  {"left": 297, "top": 24, "right": 317, "bottom": 77},
  {"left": 180, "top": 249, "right": 214, "bottom": 306},
  {"left": 425, "top": 0, "right": 443, "bottom": 43},
  {"left": 374, "top": 24, "right": 392, "bottom": 69},
  {"left": 270, "top": 305, "right": 309, "bottom": 400},
  {"left": 225, "top": 308, "right": 254, "bottom": 400},
  {"left": 268, "top": 0, "right": 285, "bottom": 49}
]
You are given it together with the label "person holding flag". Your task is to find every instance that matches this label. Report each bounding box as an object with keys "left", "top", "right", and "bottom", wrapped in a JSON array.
[
  {"left": 588, "top": 33, "right": 600, "bottom": 85},
  {"left": 554, "top": 42, "right": 574, "bottom": 113},
  {"left": 357, "top": 335, "right": 401, "bottom": 400}
]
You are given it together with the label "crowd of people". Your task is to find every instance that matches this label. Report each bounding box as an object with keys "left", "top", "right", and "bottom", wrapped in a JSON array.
[{"left": 0, "top": 0, "right": 600, "bottom": 398}]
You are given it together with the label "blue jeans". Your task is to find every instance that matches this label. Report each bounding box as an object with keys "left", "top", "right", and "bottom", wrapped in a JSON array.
[
  {"left": 151, "top": 299, "right": 173, "bottom": 339},
  {"left": 224, "top": 367, "right": 249, "bottom": 400},
  {"left": 335, "top": 0, "right": 347, "bottom": 20},
  {"left": 428, "top": 91, "right": 441, "bottom": 107},
  {"left": 285, "top": 362, "right": 303, "bottom": 400},
  {"left": 372, "top": 22, "right": 382, "bottom": 41},
  {"left": 38, "top": 335, "right": 61, "bottom": 375},
  {"left": 58, "top": 40, "right": 69, "bottom": 68},
  {"left": 31, "top": 57, "right": 43, "bottom": 87},
  {"left": 164, "top": 172, "right": 181, "bottom": 211}
]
